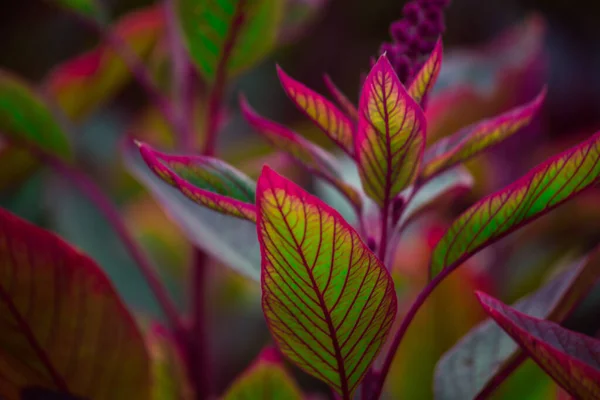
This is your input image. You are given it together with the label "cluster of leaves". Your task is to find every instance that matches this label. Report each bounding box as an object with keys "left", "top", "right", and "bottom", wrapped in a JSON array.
[{"left": 0, "top": 0, "right": 599, "bottom": 399}]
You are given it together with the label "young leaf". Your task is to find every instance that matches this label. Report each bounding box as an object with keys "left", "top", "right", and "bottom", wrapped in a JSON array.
[
  {"left": 476, "top": 291, "right": 600, "bottom": 399},
  {"left": 408, "top": 39, "right": 443, "bottom": 104},
  {"left": 435, "top": 254, "right": 600, "bottom": 400},
  {"left": 177, "top": 0, "right": 283, "bottom": 82},
  {"left": 123, "top": 139, "right": 261, "bottom": 281},
  {"left": 400, "top": 166, "right": 474, "bottom": 227},
  {"left": 430, "top": 131, "right": 600, "bottom": 279},
  {"left": 0, "top": 70, "right": 71, "bottom": 159},
  {"left": 148, "top": 325, "right": 192, "bottom": 400},
  {"left": 44, "top": 5, "right": 165, "bottom": 120},
  {"left": 422, "top": 89, "right": 546, "bottom": 179},
  {"left": 277, "top": 66, "right": 355, "bottom": 156},
  {"left": 256, "top": 166, "right": 397, "bottom": 398},
  {"left": 137, "top": 141, "right": 257, "bottom": 222},
  {"left": 323, "top": 75, "right": 358, "bottom": 120},
  {"left": 240, "top": 96, "right": 363, "bottom": 211},
  {"left": 223, "top": 347, "right": 302, "bottom": 399},
  {"left": 0, "top": 208, "right": 149, "bottom": 399},
  {"left": 356, "top": 54, "right": 426, "bottom": 207}
]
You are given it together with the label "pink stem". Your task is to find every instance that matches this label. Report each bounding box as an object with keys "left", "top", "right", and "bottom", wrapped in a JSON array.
[
  {"left": 370, "top": 268, "right": 450, "bottom": 399},
  {"left": 201, "top": 0, "right": 247, "bottom": 156},
  {"left": 44, "top": 156, "right": 183, "bottom": 335},
  {"left": 378, "top": 201, "right": 390, "bottom": 262},
  {"left": 59, "top": 4, "right": 181, "bottom": 136},
  {"left": 165, "top": 0, "right": 196, "bottom": 149}
]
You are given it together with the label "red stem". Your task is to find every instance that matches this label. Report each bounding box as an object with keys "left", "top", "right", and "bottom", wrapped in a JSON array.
[
  {"left": 165, "top": 0, "right": 196, "bottom": 149},
  {"left": 59, "top": 4, "right": 181, "bottom": 135},
  {"left": 201, "top": 0, "right": 247, "bottom": 156},
  {"left": 187, "top": 248, "right": 211, "bottom": 400},
  {"left": 45, "top": 156, "right": 183, "bottom": 335},
  {"left": 370, "top": 268, "right": 450, "bottom": 399},
  {"left": 378, "top": 201, "right": 390, "bottom": 262}
]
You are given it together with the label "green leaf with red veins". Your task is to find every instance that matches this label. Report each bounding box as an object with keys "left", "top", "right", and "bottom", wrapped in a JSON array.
[
  {"left": 0, "top": 208, "right": 149, "bottom": 399},
  {"left": 408, "top": 39, "right": 443, "bottom": 104},
  {"left": 223, "top": 347, "right": 302, "bottom": 399},
  {"left": 256, "top": 166, "right": 396, "bottom": 399},
  {"left": 476, "top": 291, "right": 600, "bottom": 399},
  {"left": 435, "top": 252, "right": 600, "bottom": 400},
  {"left": 137, "top": 141, "right": 257, "bottom": 222},
  {"left": 430, "top": 131, "right": 600, "bottom": 280},
  {"left": 356, "top": 54, "right": 426, "bottom": 208},
  {"left": 240, "top": 96, "right": 363, "bottom": 211},
  {"left": 277, "top": 66, "right": 355, "bottom": 156},
  {"left": 422, "top": 89, "right": 546, "bottom": 179},
  {"left": 176, "top": 0, "right": 284, "bottom": 82}
]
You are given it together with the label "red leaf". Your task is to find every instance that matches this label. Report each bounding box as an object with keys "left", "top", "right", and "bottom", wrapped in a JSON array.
[{"left": 0, "top": 208, "right": 149, "bottom": 399}]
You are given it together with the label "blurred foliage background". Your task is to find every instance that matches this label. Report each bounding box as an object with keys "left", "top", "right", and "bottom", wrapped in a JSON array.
[{"left": 1, "top": 0, "right": 600, "bottom": 398}]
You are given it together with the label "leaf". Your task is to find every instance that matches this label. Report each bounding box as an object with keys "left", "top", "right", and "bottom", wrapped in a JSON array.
[
  {"left": 400, "top": 166, "right": 474, "bottom": 227},
  {"left": 223, "top": 347, "right": 302, "bottom": 399},
  {"left": 323, "top": 75, "right": 358, "bottom": 120},
  {"left": 0, "top": 70, "right": 71, "bottom": 159},
  {"left": 148, "top": 325, "right": 192, "bottom": 400},
  {"left": 256, "top": 166, "right": 397, "bottom": 398},
  {"left": 240, "top": 95, "right": 363, "bottom": 211},
  {"left": 476, "top": 291, "right": 600, "bottom": 399},
  {"left": 435, "top": 254, "right": 600, "bottom": 400},
  {"left": 49, "top": 0, "right": 102, "bottom": 20},
  {"left": 430, "top": 131, "right": 600, "bottom": 279},
  {"left": 277, "top": 66, "right": 355, "bottom": 156},
  {"left": 422, "top": 89, "right": 546, "bottom": 179},
  {"left": 408, "top": 39, "right": 443, "bottom": 104},
  {"left": 426, "top": 16, "right": 545, "bottom": 144},
  {"left": 0, "top": 207, "right": 149, "bottom": 399},
  {"left": 122, "top": 139, "right": 261, "bottom": 281},
  {"left": 356, "top": 54, "right": 426, "bottom": 207},
  {"left": 137, "top": 141, "right": 257, "bottom": 222},
  {"left": 44, "top": 5, "right": 165, "bottom": 120},
  {"left": 177, "top": 0, "right": 284, "bottom": 82}
]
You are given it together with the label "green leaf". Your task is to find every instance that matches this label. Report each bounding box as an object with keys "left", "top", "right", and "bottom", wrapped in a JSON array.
[
  {"left": 0, "top": 207, "right": 149, "bottom": 399},
  {"left": 176, "top": 0, "right": 284, "bottom": 82},
  {"left": 256, "top": 166, "right": 397, "bottom": 398},
  {"left": 240, "top": 95, "right": 363, "bottom": 212},
  {"left": 122, "top": 139, "right": 261, "bottom": 281},
  {"left": 430, "top": 131, "right": 600, "bottom": 280},
  {"left": 137, "top": 141, "right": 257, "bottom": 222},
  {"left": 476, "top": 291, "right": 600, "bottom": 399},
  {"left": 435, "top": 253, "right": 600, "bottom": 399},
  {"left": 223, "top": 347, "right": 302, "bottom": 399},
  {"left": 356, "top": 54, "right": 426, "bottom": 208},
  {"left": 148, "top": 325, "right": 192, "bottom": 400},
  {"left": 0, "top": 70, "right": 71, "bottom": 159},
  {"left": 422, "top": 89, "right": 546, "bottom": 179}
]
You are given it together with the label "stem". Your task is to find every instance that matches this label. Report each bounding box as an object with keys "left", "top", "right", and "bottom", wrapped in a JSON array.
[
  {"left": 44, "top": 156, "right": 183, "bottom": 334},
  {"left": 59, "top": 4, "right": 181, "bottom": 134},
  {"left": 201, "top": 0, "right": 247, "bottom": 156},
  {"left": 370, "top": 268, "right": 450, "bottom": 399},
  {"left": 187, "top": 248, "right": 211, "bottom": 400},
  {"left": 166, "top": 0, "right": 196, "bottom": 149},
  {"left": 474, "top": 352, "right": 528, "bottom": 399},
  {"left": 378, "top": 201, "right": 390, "bottom": 262}
]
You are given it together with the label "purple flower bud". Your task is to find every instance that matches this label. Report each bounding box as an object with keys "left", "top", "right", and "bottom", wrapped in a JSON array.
[
  {"left": 417, "top": 20, "right": 439, "bottom": 38},
  {"left": 418, "top": 39, "right": 437, "bottom": 54},
  {"left": 402, "top": 2, "right": 423, "bottom": 25},
  {"left": 390, "top": 21, "right": 413, "bottom": 43}
]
